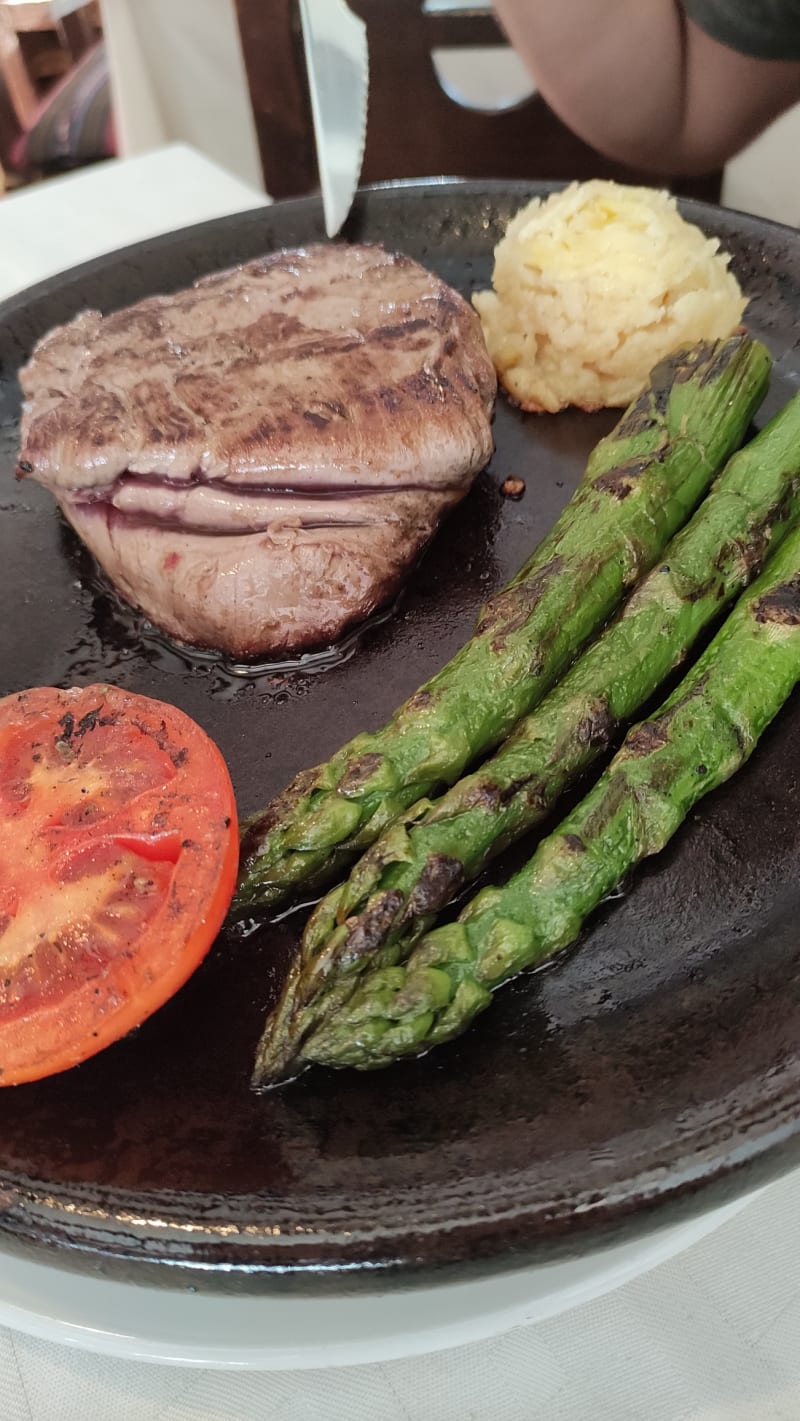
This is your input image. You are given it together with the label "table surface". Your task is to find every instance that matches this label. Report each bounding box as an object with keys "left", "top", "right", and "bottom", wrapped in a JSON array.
[{"left": 0, "top": 144, "right": 798, "bottom": 1421}]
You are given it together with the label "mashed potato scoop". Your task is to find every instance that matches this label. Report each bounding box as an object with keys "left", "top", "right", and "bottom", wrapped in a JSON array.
[{"left": 473, "top": 180, "right": 746, "bottom": 414}]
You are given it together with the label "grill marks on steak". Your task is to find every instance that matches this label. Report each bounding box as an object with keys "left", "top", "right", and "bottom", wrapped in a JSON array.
[
  {"left": 17, "top": 244, "right": 497, "bottom": 657},
  {"left": 19, "top": 245, "right": 495, "bottom": 489}
]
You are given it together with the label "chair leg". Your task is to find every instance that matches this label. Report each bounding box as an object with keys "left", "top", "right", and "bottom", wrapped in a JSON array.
[{"left": 0, "top": 12, "right": 38, "bottom": 130}]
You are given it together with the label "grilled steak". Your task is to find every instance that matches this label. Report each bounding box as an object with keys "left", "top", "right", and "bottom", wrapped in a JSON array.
[{"left": 17, "top": 244, "right": 496, "bottom": 657}]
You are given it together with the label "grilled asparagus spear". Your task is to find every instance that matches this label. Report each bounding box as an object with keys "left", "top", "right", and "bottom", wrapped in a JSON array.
[
  {"left": 299, "top": 519, "right": 800, "bottom": 1072},
  {"left": 238, "top": 334, "right": 769, "bottom": 921},
  {"left": 250, "top": 391, "right": 800, "bottom": 1083}
]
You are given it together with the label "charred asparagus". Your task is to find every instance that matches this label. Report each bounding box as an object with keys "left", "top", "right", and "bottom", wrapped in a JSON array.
[
  {"left": 238, "top": 334, "right": 769, "bottom": 923},
  {"left": 300, "top": 519, "right": 800, "bottom": 1072},
  {"left": 251, "top": 390, "right": 800, "bottom": 1083}
]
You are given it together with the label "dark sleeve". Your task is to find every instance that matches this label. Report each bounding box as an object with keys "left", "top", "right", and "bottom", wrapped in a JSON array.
[{"left": 682, "top": 0, "right": 800, "bottom": 58}]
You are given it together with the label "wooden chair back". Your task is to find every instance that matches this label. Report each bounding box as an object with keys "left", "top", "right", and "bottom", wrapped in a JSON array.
[{"left": 233, "top": 0, "right": 721, "bottom": 204}]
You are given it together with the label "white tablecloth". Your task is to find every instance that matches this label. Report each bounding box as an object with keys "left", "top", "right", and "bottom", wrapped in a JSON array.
[
  {"left": 0, "top": 144, "right": 799, "bottom": 1420},
  {"left": 0, "top": 144, "right": 268, "bottom": 305},
  {"left": 0, "top": 1170, "right": 799, "bottom": 1419}
]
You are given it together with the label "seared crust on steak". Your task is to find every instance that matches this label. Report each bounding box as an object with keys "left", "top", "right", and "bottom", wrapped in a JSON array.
[{"left": 18, "top": 243, "right": 496, "bottom": 656}]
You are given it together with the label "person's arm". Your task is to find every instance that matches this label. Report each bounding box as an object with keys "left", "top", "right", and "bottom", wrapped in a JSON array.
[{"left": 492, "top": 0, "right": 800, "bottom": 172}]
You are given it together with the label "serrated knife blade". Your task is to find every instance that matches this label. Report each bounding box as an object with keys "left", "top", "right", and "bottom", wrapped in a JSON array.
[{"left": 298, "top": 0, "right": 369, "bottom": 239}]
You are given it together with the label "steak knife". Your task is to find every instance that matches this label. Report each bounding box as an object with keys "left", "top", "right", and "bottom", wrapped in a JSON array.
[{"left": 298, "top": 0, "right": 369, "bottom": 238}]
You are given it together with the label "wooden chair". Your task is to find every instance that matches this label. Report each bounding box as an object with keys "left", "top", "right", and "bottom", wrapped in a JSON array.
[
  {"left": 1, "top": 1, "right": 98, "bottom": 88},
  {"left": 0, "top": 1, "right": 109, "bottom": 182},
  {"left": 0, "top": 5, "right": 38, "bottom": 130},
  {"left": 0, "top": 35, "right": 112, "bottom": 181},
  {"left": 233, "top": 0, "right": 721, "bottom": 204}
]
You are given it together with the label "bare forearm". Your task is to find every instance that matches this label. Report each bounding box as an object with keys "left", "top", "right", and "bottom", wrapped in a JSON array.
[{"left": 493, "top": 0, "right": 800, "bottom": 172}]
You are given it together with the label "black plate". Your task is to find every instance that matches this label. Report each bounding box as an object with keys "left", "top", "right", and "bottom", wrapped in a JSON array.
[{"left": 0, "top": 181, "right": 799, "bottom": 1296}]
